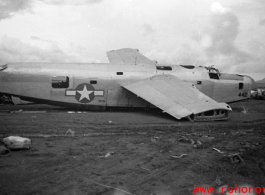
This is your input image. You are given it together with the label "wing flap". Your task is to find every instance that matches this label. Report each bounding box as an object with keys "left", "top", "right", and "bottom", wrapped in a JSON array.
[{"left": 122, "top": 74, "right": 231, "bottom": 120}]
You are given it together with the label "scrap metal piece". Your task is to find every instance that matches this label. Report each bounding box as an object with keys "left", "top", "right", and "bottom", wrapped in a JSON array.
[
  {"left": 87, "top": 179, "right": 136, "bottom": 195},
  {"left": 170, "top": 154, "right": 187, "bottom": 159},
  {"left": 213, "top": 148, "right": 224, "bottom": 154},
  {"left": 0, "top": 143, "right": 11, "bottom": 157},
  {"left": 214, "top": 176, "right": 222, "bottom": 185},
  {"left": 228, "top": 153, "right": 244, "bottom": 163},
  {"left": 3, "top": 136, "right": 31, "bottom": 150},
  {"left": 65, "top": 129, "right": 75, "bottom": 136},
  {"left": 99, "top": 152, "right": 114, "bottom": 158},
  {"left": 151, "top": 136, "right": 159, "bottom": 142}
]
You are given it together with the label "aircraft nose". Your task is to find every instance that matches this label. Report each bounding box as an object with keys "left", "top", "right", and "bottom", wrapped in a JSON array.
[
  {"left": 243, "top": 75, "right": 257, "bottom": 90},
  {"left": 252, "top": 80, "right": 258, "bottom": 90},
  {"left": 248, "top": 76, "right": 257, "bottom": 90}
]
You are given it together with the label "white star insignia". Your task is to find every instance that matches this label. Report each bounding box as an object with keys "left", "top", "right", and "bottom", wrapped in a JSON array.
[{"left": 77, "top": 85, "right": 93, "bottom": 101}]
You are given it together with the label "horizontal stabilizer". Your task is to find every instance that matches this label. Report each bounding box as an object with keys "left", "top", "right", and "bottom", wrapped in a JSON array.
[{"left": 122, "top": 75, "right": 232, "bottom": 121}]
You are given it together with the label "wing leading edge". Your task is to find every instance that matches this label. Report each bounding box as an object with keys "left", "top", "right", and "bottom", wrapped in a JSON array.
[{"left": 122, "top": 75, "right": 232, "bottom": 121}]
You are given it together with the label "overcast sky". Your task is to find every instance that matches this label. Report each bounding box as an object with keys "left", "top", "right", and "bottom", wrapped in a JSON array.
[{"left": 0, "top": 0, "right": 264, "bottom": 79}]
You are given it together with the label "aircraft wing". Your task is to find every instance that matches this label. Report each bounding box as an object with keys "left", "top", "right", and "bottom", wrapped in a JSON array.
[
  {"left": 122, "top": 75, "right": 232, "bottom": 121},
  {"left": 107, "top": 48, "right": 157, "bottom": 64}
]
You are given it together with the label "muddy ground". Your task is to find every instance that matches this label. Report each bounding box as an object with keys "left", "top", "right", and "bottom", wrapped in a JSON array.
[{"left": 0, "top": 100, "right": 265, "bottom": 195}]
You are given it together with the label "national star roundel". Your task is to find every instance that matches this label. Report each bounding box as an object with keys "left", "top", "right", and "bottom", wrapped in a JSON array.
[
  {"left": 65, "top": 83, "right": 104, "bottom": 104},
  {"left": 75, "top": 83, "right": 95, "bottom": 103}
]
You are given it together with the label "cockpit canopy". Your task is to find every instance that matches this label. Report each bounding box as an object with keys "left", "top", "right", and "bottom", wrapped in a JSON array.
[{"left": 205, "top": 66, "right": 220, "bottom": 79}]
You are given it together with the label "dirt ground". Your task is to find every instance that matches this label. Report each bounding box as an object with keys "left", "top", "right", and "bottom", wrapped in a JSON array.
[{"left": 0, "top": 100, "right": 265, "bottom": 195}]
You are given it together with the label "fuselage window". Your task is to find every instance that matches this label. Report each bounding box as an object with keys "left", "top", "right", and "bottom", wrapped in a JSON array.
[
  {"left": 90, "top": 80, "right": 97, "bottom": 84},
  {"left": 180, "top": 65, "right": 195, "bottom": 69},
  {"left": 52, "top": 76, "right": 69, "bottom": 88},
  {"left": 117, "top": 72, "right": 123, "bottom": 75},
  {"left": 156, "top": 66, "right": 172, "bottom": 71},
  {"left": 239, "top": 83, "right": 244, "bottom": 89}
]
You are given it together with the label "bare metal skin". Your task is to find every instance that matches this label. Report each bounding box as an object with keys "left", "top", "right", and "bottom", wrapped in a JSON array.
[{"left": 0, "top": 48, "right": 255, "bottom": 121}]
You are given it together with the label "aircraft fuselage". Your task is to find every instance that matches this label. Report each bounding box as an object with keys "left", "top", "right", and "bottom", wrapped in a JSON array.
[{"left": 0, "top": 62, "right": 252, "bottom": 112}]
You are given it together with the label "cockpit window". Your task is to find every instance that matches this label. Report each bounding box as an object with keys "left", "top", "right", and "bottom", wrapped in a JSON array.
[
  {"left": 52, "top": 76, "right": 69, "bottom": 88},
  {"left": 156, "top": 66, "right": 172, "bottom": 71},
  {"left": 206, "top": 66, "right": 220, "bottom": 80},
  {"left": 209, "top": 73, "right": 219, "bottom": 79}
]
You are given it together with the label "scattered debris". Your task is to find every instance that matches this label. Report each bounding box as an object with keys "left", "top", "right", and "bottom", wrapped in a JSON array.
[
  {"left": 231, "top": 131, "right": 238, "bottom": 135},
  {"left": 140, "top": 166, "right": 150, "bottom": 172},
  {"left": 170, "top": 154, "right": 187, "bottom": 159},
  {"left": 241, "top": 106, "right": 248, "bottom": 114},
  {"left": 3, "top": 136, "right": 31, "bottom": 150},
  {"left": 216, "top": 185, "right": 228, "bottom": 194},
  {"left": 213, "top": 148, "right": 224, "bottom": 154},
  {"left": 67, "top": 111, "right": 87, "bottom": 114},
  {"left": 228, "top": 153, "right": 244, "bottom": 163},
  {"left": 99, "top": 152, "right": 114, "bottom": 158},
  {"left": 179, "top": 136, "right": 205, "bottom": 148},
  {"left": 193, "top": 140, "right": 202, "bottom": 148},
  {"left": 0, "top": 142, "right": 11, "bottom": 157},
  {"left": 214, "top": 176, "right": 222, "bottom": 185},
  {"left": 11, "top": 109, "right": 23, "bottom": 113},
  {"left": 201, "top": 135, "right": 214, "bottom": 140},
  {"left": 178, "top": 136, "right": 190, "bottom": 143},
  {"left": 151, "top": 136, "right": 159, "bottom": 142},
  {"left": 239, "top": 141, "right": 260, "bottom": 151},
  {"left": 65, "top": 129, "right": 75, "bottom": 136},
  {"left": 239, "top": 129, "right": 254, "bottom": 134},
  {"left": 0, "top": 95, "right": 13, "bottom": 105},
  {"left": 258, "top": 158, "right": 265, "bottom": 175},
  {"left": 242, "top": 143, "right": 254, "bottom": 149},
  {"left": 87, "top": 179, "right": 136, "bottom": 195},
  {"left": 22, "top": 111, "right": 46, "bottom": 114}
]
